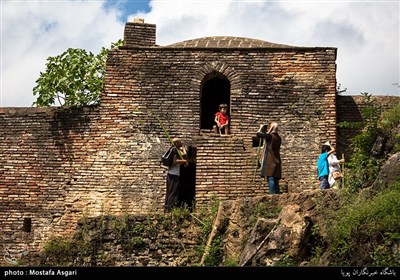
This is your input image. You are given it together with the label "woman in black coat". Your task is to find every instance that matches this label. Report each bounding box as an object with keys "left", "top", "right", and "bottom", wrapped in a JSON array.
[{"left": 256, "top": 122, "right": 282, "bottom": 194}]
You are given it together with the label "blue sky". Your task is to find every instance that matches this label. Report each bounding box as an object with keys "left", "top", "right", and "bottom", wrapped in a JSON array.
[
  {"left": 104, "top": 0, "right": 150, "bottom": 20},
  {"left": 1, "top": 0, "right": 399, "bottom": 107}
]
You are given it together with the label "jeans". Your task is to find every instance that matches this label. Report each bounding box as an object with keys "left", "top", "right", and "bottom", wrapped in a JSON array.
[
  {"left": 319, "top": 175, "right": 330, "bottom": 190},
  {"left": 267, "top": 176, "right": 280, "bottom": 194}
]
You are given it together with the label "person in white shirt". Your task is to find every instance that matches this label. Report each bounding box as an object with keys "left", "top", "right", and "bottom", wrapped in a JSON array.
[
  {"left": 325, "top": 141, "right": 345, "bottom": 189},
  {"left": 165, "top": 138, "right": 188, "bottom": 212}
]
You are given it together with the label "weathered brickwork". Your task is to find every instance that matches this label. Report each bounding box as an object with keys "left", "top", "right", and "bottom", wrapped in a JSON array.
[
  {"left": 336, "top": 95, "right": 400, "bottom": 160},
  {"left": 124, "top": 21, "right": 156, "bottom": 47},
  {"left": 5, "top": 20, "right": 397, "bottom": 264}
]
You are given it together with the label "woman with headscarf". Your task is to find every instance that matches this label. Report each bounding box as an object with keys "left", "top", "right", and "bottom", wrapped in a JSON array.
[{"left": 256, "top": 122, "right": 282, "bottom": 194}]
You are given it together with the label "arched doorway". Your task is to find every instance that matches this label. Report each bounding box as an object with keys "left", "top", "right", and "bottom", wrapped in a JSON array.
[{"left": 200, "top": 73, "right": 231, "bottom": 130}]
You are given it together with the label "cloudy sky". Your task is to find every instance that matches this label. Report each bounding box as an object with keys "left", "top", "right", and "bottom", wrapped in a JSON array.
[{"left": 1, "top": 0, "right": 399, "bottom": 107}]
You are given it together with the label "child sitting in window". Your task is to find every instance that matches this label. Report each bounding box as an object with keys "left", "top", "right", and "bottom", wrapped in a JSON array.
[{"left": 213, "top": 103, "right": 230, "bottom": 135}]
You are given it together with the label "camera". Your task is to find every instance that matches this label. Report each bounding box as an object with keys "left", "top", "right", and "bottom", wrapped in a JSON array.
[{"left": 260, "top": 124, "right": 268, "bottom": 133}]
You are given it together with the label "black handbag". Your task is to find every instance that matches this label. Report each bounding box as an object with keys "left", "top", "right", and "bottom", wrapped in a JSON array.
[{"left": 161, "top": 147, "right": 175, "bottom": 167}]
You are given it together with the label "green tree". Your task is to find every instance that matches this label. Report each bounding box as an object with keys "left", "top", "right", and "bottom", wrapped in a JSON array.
[{"left": 33, "top": 40, "right": 123, "bottom": 107}]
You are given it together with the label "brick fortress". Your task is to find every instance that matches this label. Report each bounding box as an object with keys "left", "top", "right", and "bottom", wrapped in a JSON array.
[{"left": 1, "top": 19, "right": 397, "bottom": 261}]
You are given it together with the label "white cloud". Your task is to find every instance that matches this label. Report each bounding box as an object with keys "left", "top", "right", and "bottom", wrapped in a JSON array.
[
  {"left": 1, "top": 0, "right": 399, "bottom": 107},
  {"left": 1, "top": 0, "right": 124, "bottom": 107},
  {"left": 131, "top": 0, "right": 400, "bottom": 96}
]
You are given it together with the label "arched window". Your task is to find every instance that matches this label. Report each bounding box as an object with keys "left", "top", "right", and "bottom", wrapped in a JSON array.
[{"left": 200, "top": 72, "right": 231, "bottom": 130}]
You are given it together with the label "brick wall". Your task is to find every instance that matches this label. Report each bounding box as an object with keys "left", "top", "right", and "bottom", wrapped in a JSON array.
[
  {"left": 124, "top": 21, "right": 156, "bottom": 47},
  {"left": 0, "top": 20, "right": 341, "bottom": 263},
  {"left": 102, "top": 44, "right": 338, "bottom": 192},
  {"left": 336, "top": 95, "right": 400, "bottom": 160}
]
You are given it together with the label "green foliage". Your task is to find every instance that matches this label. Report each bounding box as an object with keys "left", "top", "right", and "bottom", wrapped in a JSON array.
[
  {"left": 379, "top": 101, "right": 400, "bottom": 152},
  {"left": 130, "top": 236, "right": 145, "bottom": 248},
  {"left": 379, "top": 101, "right": 400, "bottom": 130},
  {"left": 274, "top": 254, "right": 299, "bottom": 266},
  {"left": 222, "top": 256, "right": 239, "bottom": 266},
  {"left": 308, "top": 224, "right": 326, "bottom": 265},
  {"left": 192, "top": 197, "right": 221, "bottom": 263},
  {"left": 250, "top": 201, "right": 281, "bottom": 225},
  {"left": 337, "top": 121, "right": 363, "bottom": 129},
  {"left": 338, "top": 92, "right": 379, "bottom": 131},
  {"left": 43, "top": 237, "right": 77, "bottom": 265},
  {"left": 33, "top": 39, "right": 123, "bottom": 107},
  {"left": 33, "top": 48, "right": 102, "bottom": 106},
  {"left": 143, "top": 217, "right": 158, "bottom": 239},
  {"left": 113, "top": 214, "right": 148, "bottom": 251},
  {"left": 371, "top": 232, "right": 400, "bottom": 266},
  {"left": 342, "top": 94, "right": 400, "bottom": 192},
  {"left": 132, "top": 224, "right": 144, "bottom": 235},
  {"left": 114, "top": 214, "right": 131, "bottom": 241},
  {"left": 328, "top": 183, "right": 400, "bottom": 265},
  {"left": 194, "top": 196, "right": 220, "bottom": 240},
  {"left": 346, "top": 153, "right": 383, "bottom": 193},
  {"left": 395, "top": 134, "right": 400, "bottom": 153},
  {"left": 170, "top": 205, "right": 191, "bottom": 221},
  {"left": 162, "top": 206, "right": 192, "bottom": 235},
  {"left": 318, "top": 98, "right": 400, "bottom": 265},
  {"left": 339, "top": 93, "right": 382, "bottom": 191},
  {"left": 43, "top": 212, "right": 102, "bottom": 266},
  {"left": 203, "top": 236, "right": 224, "bottom": 266}
]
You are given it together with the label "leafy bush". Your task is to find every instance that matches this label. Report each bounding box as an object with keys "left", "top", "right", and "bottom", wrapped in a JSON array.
[
  {"left": 339, "top": 93, "right": 388, "bottom": 191},
  {"left": 379, "top": 101, "right": 400, "bottom": 130},
  {"left": 43, "top": 237, "right": 78, "bottom": 265},
  {"left": 379, "top": 101, "right": 400, "bottom": 152},
  {"left": 328, "top": 183, "right": 400, "bottom": 266},
  {"left": 33, "top": 40, "right": 123, "bottom": 107}
]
